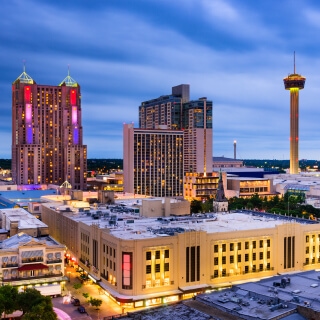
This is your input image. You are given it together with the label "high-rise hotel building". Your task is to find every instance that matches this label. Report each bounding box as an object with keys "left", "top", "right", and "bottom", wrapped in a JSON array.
[
  {"left": 11, "top": 69, "right": 87, "bottom": 189},
  {"left": 124, "top": 85, "right": 213, "bottom": 197}
]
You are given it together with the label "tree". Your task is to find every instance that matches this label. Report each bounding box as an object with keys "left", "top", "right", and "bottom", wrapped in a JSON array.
[
  {"left": 17, "top": 288, "right": 44, "bottom": 315},
  {"left": 0, "top": 285, "right": 18, "bottom": 318},
  {"left": 73, "top": 283, "right": 82, "bottom": 292},
  {"left": 89, "top": 297, "right": 102, "bottom": 309},
  {"left": 83, "top": 292, "right": 90, "bottom": 299},
  {"left": 22, "top": 297, "right": 57, "bottom": 320},
  {"left": 190, "top": 200, "right": 202, "bottom": 213}
]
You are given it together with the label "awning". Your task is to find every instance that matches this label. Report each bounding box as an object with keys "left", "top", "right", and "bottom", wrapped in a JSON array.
[
  {"left": 18, "top": 263, "right": 49, "bottom": 271},
  {"left": 178, "top": 284, "right": 211, "bottom": 294}
]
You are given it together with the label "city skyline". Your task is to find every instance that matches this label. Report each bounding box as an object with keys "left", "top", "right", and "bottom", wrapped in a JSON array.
[{"left": 2, "top": 1, "right": 320, "bottom": 160}]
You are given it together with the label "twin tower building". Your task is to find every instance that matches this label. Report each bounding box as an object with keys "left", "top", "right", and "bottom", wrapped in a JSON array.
[{"left": 11, "top": 69, "right": 87, "bottom": 189}]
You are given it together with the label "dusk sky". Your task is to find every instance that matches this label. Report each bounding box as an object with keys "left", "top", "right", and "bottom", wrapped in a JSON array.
[{"left": 1, "top": 0, "right": 320, "bottom": 160}]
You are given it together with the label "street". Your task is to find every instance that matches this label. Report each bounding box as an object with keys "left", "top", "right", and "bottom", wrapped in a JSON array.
[{"left": 52, "top": 265, "right": 124, "bottom": 320}]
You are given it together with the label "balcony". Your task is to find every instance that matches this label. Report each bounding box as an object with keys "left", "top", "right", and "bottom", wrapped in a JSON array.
[
  {"left": 46, "top": 259, "right": 62, "bottom": 264},
  {"left": 21, "top": 258, "right": 43, "bottom": 263},
  {"left": 3, "top": 272, "right": 63, "bottom": 283},
  {"left": 1, "top": 263, "right": 18, "bottom": 268}
]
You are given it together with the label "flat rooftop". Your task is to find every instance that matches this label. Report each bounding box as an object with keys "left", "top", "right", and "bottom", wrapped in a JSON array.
[
  {"left": 0, "top": 208, "right": 48, "bottom": 229},
  {"left": 42, "top": 202, "right": 318, "bottom": 240}
]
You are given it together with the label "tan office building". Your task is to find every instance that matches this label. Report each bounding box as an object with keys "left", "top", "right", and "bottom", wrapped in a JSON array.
[{"left": 41, "top": 201, "right": 320, "bottom": 308}]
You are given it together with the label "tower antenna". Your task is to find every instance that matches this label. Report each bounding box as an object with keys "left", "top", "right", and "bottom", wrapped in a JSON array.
[
  {"left": 68, "top": 64, "right": 70, "bottom": 76},
  {"left": 23, "top": 59, "right": 26, "bottom": 73},
  {"left": 294, "top": 51, "right": 296, "bottom": 74}
]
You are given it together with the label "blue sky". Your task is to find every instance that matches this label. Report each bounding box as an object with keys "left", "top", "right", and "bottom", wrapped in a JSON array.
[{"left": 1, "top": 0, "right": 320, "bottom": 160}]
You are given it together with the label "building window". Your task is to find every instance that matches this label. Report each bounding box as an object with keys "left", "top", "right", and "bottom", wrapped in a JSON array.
[
  {"left": 155, "top": 264, "right": 160, "bottom": 273},
  {"left": 267, "top": 251, "right": 270, "bottom": 259},
  {"left": 259, "top": 252, "right": 263, "bottom": 260},
  {"left": 146, "top": 251, "right": 151, "bottom": 260},
  {"left": 214, "top": 270, "right": 218, "bottom": 278},
  {"left": 122, "top": 252, "right": 133, "bottom": 290},
  {"left": 252, "top": 265, "right": 256, "bottom": 272},
  {"left": 252, "top": 241, "right": 256, "bottom": 249},
  {"left": 222, "top": 269, "right": 226, "bottom": 277},
  {"left": 267, "top": 263, "right": 270, "bottom": 270},
  {"left": 164, "top": 249, "right": 169, "bottom": 258},
  {"left": 164, "top": 263, "right": 169, "bottom": 272},
  {"left": 214, "top": 245, "right": 218, "bottom": 253},
  {"left": 253, "top": 253, "right": 256, "bottom": 261},
  {"left": 259, "top": 240, "right": 263, "bottom": 248},
  {"left": 155, "top": 251, "right": 160, "bottom": 259},
  {"left": 230, "top": 243, "right": 234, "bottom": 251},
  {"left": 306, "top": 235, "right": 309, "bottom": 242},
  {"left": 214, "top": 257, "right": 218, "bottom": 265},
  {"left": 267, "top": 239, "right": 270, "bottom": 247},
  {"left": 306, "top": 247, "right": 309, "bottom": 254},
  {"left": 305, "top": 258, "right": 309, "bottom": 265},
  {"left": 230, "top": 256, "right": 234, "bottom": 264},
  {"left": 222, "top": 244, "right": 226, "bottom": 252},
  {"left": 238, "top": 242, "right": 241, "bottom": 250},
  {"left": 259, "top": 264, "right": 263, "bottom": 271},
  {"left": 245, "top": 254, "right": 249, "bottom": 262},
  {"left": 238, "top": 254, "right": 241, "bottom": 262},
  {"left": 245, "top": 266, "right": 249, "bottom": 273},
  {"left": 245, "top": 242, "right": 249, "bottom": 250},
  {"left": 146, "top": 265, "right": 151, "bottom": 274},
  {"left": 222, "top": 256, "right": 226, "bottom": 264}
]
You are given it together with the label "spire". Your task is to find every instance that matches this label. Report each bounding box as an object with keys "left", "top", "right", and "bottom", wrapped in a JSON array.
[
  {"left": 13, "top": 62, "right": 35, "bottom": 84},
  {"left": 215, "top": 170, "right": 227, "bottom": 202},
  {"left": 59, "top": 65, "right": 78, "bottom": 87}
]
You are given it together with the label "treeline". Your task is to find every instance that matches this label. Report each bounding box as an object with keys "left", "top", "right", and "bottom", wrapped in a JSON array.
[{"left": 191, "top": 193, "right": 320, "bottom": 220}]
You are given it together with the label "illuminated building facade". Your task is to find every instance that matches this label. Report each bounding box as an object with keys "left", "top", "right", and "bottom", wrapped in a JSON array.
[
  {"left": 227, "top": 177, "right": 275, "bottom": 199},
  {"left": 184, "top": 172, "right": 221, "bottom": 200},
  {"left": 11, "top": 69, "right": 87, "bottom": 189},
  {"left": 124, "top": 85, "right": 212, "bottom": 197},
  {"left": 283, "top": 56, "right": 306, "bottom": 174},
  {"left": 139, "top": 85, "right": 213, "bottom": 175},
  {"left": 41, "top": 201, "right": 320, "bottom": 308},
  {"left": 123, "top": 124, "right": 184, "bottom": 197}
]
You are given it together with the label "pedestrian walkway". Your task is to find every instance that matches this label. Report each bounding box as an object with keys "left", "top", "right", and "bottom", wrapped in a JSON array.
[{"left": 53, "top": 265, "right": 124, "bottom": 320}]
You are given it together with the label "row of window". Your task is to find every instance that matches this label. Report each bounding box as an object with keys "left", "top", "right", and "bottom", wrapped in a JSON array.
[
  {"left": 214, "top": 240, "right": 270, "bottom": 253},
  {"left": 214, "top": 251, "right": 271, "bottom": 265},
  {"left": 146, "top": 250, "right": 169, "bottom": 260},
  {"left": 213, "top": 263, "right": 271, "bottom": 277},
  {"left": 146, "top": 263, "right": 169, "bottom": 274},
  {"left": 103, "top": 244, "right": 116, "bottom": 258}
]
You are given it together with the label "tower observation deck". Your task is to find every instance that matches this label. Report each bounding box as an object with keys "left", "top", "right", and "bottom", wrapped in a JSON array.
[{"left": 283, "top": 54, "right": 306, "bottom": 175}]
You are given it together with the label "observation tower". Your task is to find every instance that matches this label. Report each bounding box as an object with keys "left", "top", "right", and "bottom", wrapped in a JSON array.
[{"left": 283, "top": 53, "right": 306, "bottom": 174}]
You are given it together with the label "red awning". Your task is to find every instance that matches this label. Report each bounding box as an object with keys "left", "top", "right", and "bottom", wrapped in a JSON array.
[{"left": 18, "top": 263, "right": 49, "bottom": 271}]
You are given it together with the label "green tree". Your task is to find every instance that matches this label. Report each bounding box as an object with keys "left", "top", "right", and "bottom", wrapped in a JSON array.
[
  {"left": 83, "top": 292, "right": 90, "bottom": 299},
  {"left": 89, "top": 297, "right": 102, "bottom": 309},
  {"left": 73, "top": 283, "right": 82, "bottom": 292},
  {"left": 0, "top": 285, "right": 18, "bottom": 318},
  {"left": 190, "top": 200, "right": 202, "bottom": 213},
  {"left": 22, "top": 297, "right": 57, "bottom": 320},
  {"left": 17, "top": 288, "right": 44, "bottom": 315}
]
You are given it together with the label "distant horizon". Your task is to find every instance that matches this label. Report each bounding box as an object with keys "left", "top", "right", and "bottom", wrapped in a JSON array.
[{"left": 2, "top": 2, "right": 320, "bottom": 159}]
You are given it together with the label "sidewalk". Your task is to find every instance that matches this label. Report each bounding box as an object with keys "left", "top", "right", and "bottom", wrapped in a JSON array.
[{"left": 53, "top": 265, "right": 124, "bottom": 320}]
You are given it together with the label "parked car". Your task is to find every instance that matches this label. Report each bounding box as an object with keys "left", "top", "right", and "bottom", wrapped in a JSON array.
[
  {"left": 73, "top": 298, "right": 80, "bottom": 306},
  {"left": 78, "top": 306, "right": 86, "bottom": 313}
]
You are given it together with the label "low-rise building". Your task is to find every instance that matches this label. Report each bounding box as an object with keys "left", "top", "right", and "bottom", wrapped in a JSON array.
[{"left": 0, "top": 232, "right": 66, "bottom": 296}]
